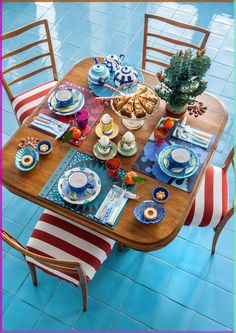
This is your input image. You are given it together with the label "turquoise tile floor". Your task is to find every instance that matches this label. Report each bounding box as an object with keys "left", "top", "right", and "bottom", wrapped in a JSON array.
[{"left": 2, "top": 2, "right": 234, "bottom": 331}]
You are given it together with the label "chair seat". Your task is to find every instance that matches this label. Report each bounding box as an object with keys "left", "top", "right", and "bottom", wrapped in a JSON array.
[
  {"left": 185, "top": 165, "right": 228, "bottom": 228},
  {"left": 12, "top": 81, "right": 57, "bottom": 124},
  {"left": 26, "top": 210, "right": 115, "bottom": 286}
]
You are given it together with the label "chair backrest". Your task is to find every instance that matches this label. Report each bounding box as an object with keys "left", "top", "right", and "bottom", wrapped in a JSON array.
[
  {"left": 2, "top": 19, "right": 58, "bottom": 101},
  {"left": 142, "top": 14, "right": 210, "bottom": 71},
  {"left": 2, "top": 228, "right": 86, "bottom": 280},
  {"left": 223, "top": 148, "right": 235, "bottom": 218}
]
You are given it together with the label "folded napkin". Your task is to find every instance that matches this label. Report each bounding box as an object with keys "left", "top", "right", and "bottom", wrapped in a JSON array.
[
  {"left": 31, "top": 114, "right": 69, "bottom": 137},
  {"left": 95, "top": 188, "right": 128, "bottom": 226},
  {"left": 172, "top": 126, "right": 212, "bottom": 149}
]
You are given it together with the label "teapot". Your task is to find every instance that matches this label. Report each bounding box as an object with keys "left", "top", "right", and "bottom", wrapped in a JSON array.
[
  {"left": 113, "top": 65, "right": 139, "bottom": 89},
  {"left": 103, "top": 54, "right": 125, "bottom": 72},
  {"left": 88, "top": 58, "right": 110, "bottom": 86}
]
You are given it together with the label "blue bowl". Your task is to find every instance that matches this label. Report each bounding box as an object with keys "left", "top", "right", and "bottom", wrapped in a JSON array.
[
  {"left": 134, "top": 200, "right": 166, "bottom": 224},
  {"left": 36, "top": 140, "right": 52, "bottom": 155},
  {"left": 15, "top": 146, "right": 39, "bottom": 171},
  {"left": 152, "top": 186, "right": 170, "bottom": 203}
]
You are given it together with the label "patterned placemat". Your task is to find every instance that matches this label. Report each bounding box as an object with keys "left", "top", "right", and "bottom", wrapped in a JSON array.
[
  {"left": 39, "top": 149, "right": 135, "bottom": 229},
  {"left": 132, "top": 122, "right": 214, "bottom": 193},
  {"left": 30, "top": 80, "right": 104, "bottom": 147}
]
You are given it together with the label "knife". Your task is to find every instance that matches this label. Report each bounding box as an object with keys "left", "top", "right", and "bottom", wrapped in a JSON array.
[
  {"left": 107, "top": 189, "right": 126, "bottom": 225},
  {"left": 112, "top": 185, "right": 139, "bottom": 200}
]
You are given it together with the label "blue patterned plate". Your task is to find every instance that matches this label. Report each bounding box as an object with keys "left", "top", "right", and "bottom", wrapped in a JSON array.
[
  {"left": 48, "top": 89, "right": 85, "bottom": 116},
  {"left": 58, "top": 167, "right": 101, "bottom": 205},
  {"left": 134, "top": 200, "right": 166, "bottom": 224},
  {"left": 15, "top": 146, "right": 39, "bottom": 171},
  {"left": 158, "top": 144, "right": 199, "bottom": 179},
  {"left": 88, "top": 63, "right": 144, "bottom": 97}
]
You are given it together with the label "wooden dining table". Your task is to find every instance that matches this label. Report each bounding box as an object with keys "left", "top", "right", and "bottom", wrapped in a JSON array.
[{"left": 2, "top": 57, "right": 228, "bottom": 251}]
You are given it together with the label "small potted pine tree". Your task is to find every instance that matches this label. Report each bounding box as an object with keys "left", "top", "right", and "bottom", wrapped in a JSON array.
[{"left": 155, "top": 49, "right": 211, "bottom": 115}]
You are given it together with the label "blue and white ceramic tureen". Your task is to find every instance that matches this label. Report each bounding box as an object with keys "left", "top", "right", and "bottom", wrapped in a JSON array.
[
  {"left": 103, "top": 54, "right": 125, "bottom": 72},
  {"left": 88, "top": 58, "right": 110, "bottom": 86},
  {"left": 113, "top": 65, "right": 139, "bottom": 89}
]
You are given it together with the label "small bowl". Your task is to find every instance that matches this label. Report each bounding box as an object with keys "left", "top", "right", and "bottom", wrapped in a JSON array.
[
  {"left": 36, "top": 140, "right": 52, "bottom": 155},
  {"left": 152, "top": 186, "right": 170, "bottom": 203},
  {"left": 15, "top": 146, "right": 39, "bottom": 171}
]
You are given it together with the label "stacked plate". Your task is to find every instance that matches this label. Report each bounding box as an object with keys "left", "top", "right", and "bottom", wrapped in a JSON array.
[
  {"left": 158, "top": 145, "right": 199, "bottom": 179},
  {"left": 48, "top": 87, "right": 85, "bottom": 116},
  {"left": 58, "top": 167, "right": 101, "bottom": 205}
]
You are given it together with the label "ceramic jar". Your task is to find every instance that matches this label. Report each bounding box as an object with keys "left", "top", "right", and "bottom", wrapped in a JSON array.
[
  {"left": 113, "top": 65, "right": 139, "bottom": 89},
  {"left": 88, "top": 58, "right": 110, "bottom": 86},
  {"left": 103, "top": 54, "right": 125, "bottom": 72}
]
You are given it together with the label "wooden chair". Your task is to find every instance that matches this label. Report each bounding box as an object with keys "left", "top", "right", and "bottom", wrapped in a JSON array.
[
  {"left": 2, "top": 19, "right": 58, "bottom": 125},
  {"left": 142, "top": 14, "right": 210, "bottom": 71},
  {"left": 2, "top": 210, "right": 116, "bottom": 311},
  {"left": 185, "top": 148, "right": 234, "bottom": 254}
]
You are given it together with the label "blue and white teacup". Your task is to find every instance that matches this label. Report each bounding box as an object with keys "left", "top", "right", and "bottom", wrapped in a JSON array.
[
  {"left": 55, "top": 88, "right": 74, "bottom": 108},
  {"left": 68, "top": 171, "right": 94, "bottom": 193},
  {"left": 168, "top": 148, "right": 191, "bottom": 171},
  {"left": 88, "top": 58, "right": 110, "bottom": 86},
  {"left": 113, "top": 65, "right": 139, "bottom": 89},
  {"left": 103, "top": 54, "right": 125, "bottom": 72}
]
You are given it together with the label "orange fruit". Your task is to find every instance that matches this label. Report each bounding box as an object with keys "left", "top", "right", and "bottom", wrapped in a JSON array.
[
  {"left": 163, "top": 118, "right": 175, "bottom": 129},
  {"left": 70, "top": 126, "right": 81, "bottom": 140},
  {"left": 124, "top": 171, "right": 137, "bottom": 185}
]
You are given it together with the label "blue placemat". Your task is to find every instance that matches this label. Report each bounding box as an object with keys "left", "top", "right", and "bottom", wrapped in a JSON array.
[
  {"left": 39, "top": 149, "right": 135, "bottom": 228},
  {"left": 132, "top": 122, "right": 214, "bottom": 193}
]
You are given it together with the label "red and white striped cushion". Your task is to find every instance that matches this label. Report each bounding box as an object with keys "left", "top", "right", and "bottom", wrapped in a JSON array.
[
  {"left": 185, "top": 165, "right": 228, "bottom": 228},
  {"left": 12, "top": 81, "right": 57, "bottom": 124},
  {"left": 26, "top": 210, "right": 115, "bottom": 286}
]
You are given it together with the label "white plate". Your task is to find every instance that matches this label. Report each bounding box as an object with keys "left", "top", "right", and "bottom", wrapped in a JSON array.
[{"left": 58, "top": 167, "right": 101, "bottom": 205}]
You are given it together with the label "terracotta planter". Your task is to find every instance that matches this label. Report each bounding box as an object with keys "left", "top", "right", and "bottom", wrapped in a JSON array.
[{"left": 166, "top": 102, "right": 188, "bottom": 115}]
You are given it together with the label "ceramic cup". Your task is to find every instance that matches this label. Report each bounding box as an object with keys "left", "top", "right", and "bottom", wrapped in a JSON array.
[
  {"left": 55, "top": 89, "right": 73, "bottom": 108},
  {"left": 68, "top": 171, "right": 94, "bottom": 193},
  {"left": 105, "top": 158, "right": 121, "bottom": 178},
  {"left": 169, "top": 148, "right": 191, "bottom": 169},
  {"left": 100, "top": 114, "right": 113, "bottom": 135}
]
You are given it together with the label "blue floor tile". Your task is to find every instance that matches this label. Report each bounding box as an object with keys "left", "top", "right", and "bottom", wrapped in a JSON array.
[
  {"left": 74, "top": 297, "right": 118, "bottom": 331},
  {"left": 150, "top": 236, "right": 187, "bottom": 265},
  {"left": 33, "top": 313, "right": 71, "bottom": 331},
  {"left": 3, "top": 196, "right": 39, "bottom": 226},
  {"left": 3, "top": 253, "right": 29, "bottom": 294},
  {"left": 187, "top": 226, "right": 215, "bottom": 250},
  {"left": 134, "top": 254, "right": 174, "bottom": 294},
  {"left": 3, "top": 297, "right": 41, "bottom": 331},
  {"left": 121, "top": 283, "right": 162, "bottom": 327},
  {"left": 2, "top": 187, "right": 16, "bottom": 212},
  {"left": 176, "top": 241, "right": 212, "bottom": 278},
  {"left": 166, "top": 268, "right": 205, "bottom": 310},
  {"left": 153, "top": 296, "right": 194, "bottom": 330},
  {"left": 2, "top": 290, "right": 13, "bottom": 314},
  {"left": 45, "top": 282, "right": 82, "bottom": 326},
  {"left": 207, "top": 255, "right": 234, "bottom": 293},
  {"left": 189, "top": 312, "right": 231, "bottom": 331},
  {"left": 88, "top": 266, "right": 132, "bottom": 310},
  {"left": 2, "top": 216, "right": 24, "bottom": 253},
  {"left": 196, "top": 282, "right": 234, "bottom": 329},
  {"left": 9, "top": 227, "right": 33, "bottom": 260},
  {"left": 2, "top": 110, "right": 19, "bottom": 136},
  {"left": 216, "top": 228, "right": 234, "bottom": 260},
  {"left": 17, "top": 269, "right": 60, "bottom": 310},
  {"left": 112, "top": 313, "right": 152, "bottom": 331}
]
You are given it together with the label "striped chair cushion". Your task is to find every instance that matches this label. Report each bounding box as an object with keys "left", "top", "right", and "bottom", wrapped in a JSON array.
[
  {"left": 26, "top": 210, "right": 115, "bottom": 286},
  {"left": 12, "top": 81, "right": 57, "bottom": 124},
  {"left": 185, "top": 165, "right": 228, "bottom": 228}
]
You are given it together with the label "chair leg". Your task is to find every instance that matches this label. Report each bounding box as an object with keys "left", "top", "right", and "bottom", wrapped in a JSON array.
[
  {"left": 118, "top": 243, "right": 123, "bottom": 252},
  {"left": 27, "top": 263, "right": 38, "bottom": 286},
  {"left": 77, "top": 267, "right": 88, "bottom": 311}
]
